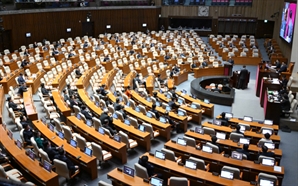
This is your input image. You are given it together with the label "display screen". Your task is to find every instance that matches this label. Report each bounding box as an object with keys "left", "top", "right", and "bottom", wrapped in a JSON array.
[{"left": 280, "top": 2, "right": 296, "bottom": 43}]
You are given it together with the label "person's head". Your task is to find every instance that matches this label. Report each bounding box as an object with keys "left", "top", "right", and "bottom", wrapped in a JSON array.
[
  {"left": 243, "top": 65, "right": 246, "bottom": 69},
  {"left": 7, "top": 97, "right": 12, "bottom": 102},
  {"left": 282, "top": 62, "right": 285, "bottom": 66},
  {"left": 22, "top": 124, "right": 29, "bottom": 130},
  {"left": 236, "top": 125, "right": 240, "bottom": 131},
  {"left": 153, "top": 92, "right": 157, "bottom": 97},
  {"left": 81, "top": 105, "right": 86, "bottom": 110},
  {"left": 41, "top": 83, "right": 45, "bottom": 88},
  {"left": 243, "top": 144, "right": 249, "bottom": 151},
  {"left": 127, "top": 86, "right": 131, "bottom": 90},
  {"left": 63, "top": 89, "right": 67, "bottom": 94},
  {"left": 264, "top": 133, "right": 271, "bottom": 139},
  {"left": 262, "top": 145, "right": 268, "bottom": 153},
  {"left": 116, "top": 98, "right": 120, "bottom": 103},
  {"left": 140, "top": 155, "right": 149, "bottom": 163},
  {"left": 70, "top": 95, "right": 75, "bottom": 99},
  {"left": 101, "top": 84, "right": 106, "bottom": 88},
  {"left": 43, "top": 140, "right": 50, "bottom": 148},
  {"left": 19, "top": 73, "right": 23, "bottom": 76},
  {"left": 58, "top": 148, "right": 65, "bottom": 155},
  {"left": 67, "top": 84, "right": 70, "bottom": 89},
  {"left": 173, "top": 86, "right": 177, "bottom": 90},
  {"left": 221, "top": 112, "right": 226, "bottom": 119},
  {"left": 171, "top": 97, "right": 175, "bottom": 101},
  {"left": 211, "top": 135, "right": 218, "bottom": 143},
  {"left": 152, "top": 104, "right": 156, "bottom": 110}
]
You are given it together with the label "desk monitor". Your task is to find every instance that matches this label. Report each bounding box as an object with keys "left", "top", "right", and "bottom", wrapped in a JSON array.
[
  {"left": 239, "top": 138, "right": 250, "bottom": 145},
  {"left": 155, "top": 150, "right": 165, "bottom": 160},
  {"left": 86, "top": 120, "right": 92, "bottom": 127},
  {"left": 231, "top": 151, "right": 243, "bottom": 160},
  {"left": 178, "top": 110, "right": 185, "bottom": 116},
  {"left": 177, "top": 98, "right": 183, "bottom": 104},
  {"left": 167, "top": 94, "right": 171, "bottom": 99},
  {"left": 202, "top": 145, "right": 212, "bottom": 153},
  {"left": 146, "top": 112, "right": 152, "bottom": 118},
  {"left": 43, "top": 160, "right": 52, "bottom": 172},
  {"left": 113, "top": 135, "right": 122, "bottom": 143},
  {"left": 156, "top": 101, "right": 161, "bottom": 107},
  {"left": 182, "top": 89, "right": 187, "bottom": 94},
  {"left": 190, "top": 104, "right": 197, "bottom": 109},
  {"left": 41, "top": 117, "right": 47, "bottom": 124},
  {"left": 84, "top": 147, "right": 93, "bottom": 157},
  {"left": 124, "top": 119, "right": 130, "bottom": 126},
  {"left": 138, "top": 124, "right": 146, "bottom": 132},
  {"left": 150, "top": 177, "right": 163, "bottom": 186},
  {"left": 49, "top": 124, "right": 55, "bottom": 132},
  {"left": 146, "top": 97, "right": 151, "bottom": 102},
  {"left": 16, "top": 139, "right": 22, "bottom": 149},
  {"left": 204, "top": 99, "right": 210, "bottom": 104},
  {"left": 177, "top": 138, "right": 187, "bottom": 146},
  {"left": 243, "top": 116, "right": 253, "bottom": 122},
  {"left": 159, "top": 117, "right": 167, "bottom": 123},
  {"left": 70, "top": 139, "right": 77, "bottom": 148},
  {"left": 159, "top": 89, "right": 163, "bottom": 93},
  {"left": 264, "top": 120, "right": 273, "bottom": 125},
  {"left": 220, "top": 170, "right": 234, "bottom": 180},
  {"left": 225, "top": 112, "right": 233, "bottom": 119},
  {"left": 261, "top": 158, "right": 275, "bottom": 166},
  {"left": 262, "top": 129, "right": 273, "bottom": 135},
  {"left": 216, "top": 132, "right": 226, "bottom": 140},
  {"left": 28, "top": 149, "right": 35, "bottom": 161},
  {"left": 96, "top": 102, "right": 99, "bottom": 107},
  {"left": 114, "top": 91, "right": 117, "bottom": 96},
  {"left": 135, "top": 106, "right": 140, "bottom": 112},
  {"left": 166, "top": 106, "right": 171, "bottom": 112},
  {"left": 119, "top": 97, "right": 123, "bottom": 102},
  {"left": 195, "top": 127, "right": 204, "bottom": 134},
  {"left": 8, "top": 129, "right": 13, "bottom": 139},
  {"left": 98, "top": 127, "right": 105, "bottom": 135},
  {"left": 126, "top": 102, "right": 130, "bottom": 107},
  {"left": 213, "top": 119, "right": 222, "bottom": 126},
  {"left": 76, "top": 113, "right": 81, "bottom": 120},
  {"left": 239, "top": 125, "right": 246, "bottom": 132},
  {"left": 113, "top": 113, "right": 118, "bottom": 119},
  {"left": 123, "top": 165, "right": 135, "bottom": 177},
  {"left": 58, "top": 131, "right": 64, "bottom": 140},
  {"left": 264, "top": 142, "right": 275, "bottom": 150},
  {"left": 259, "top": 179, "right": 275, "bottom": 186},
  {"left": 185, "top": 159, "right": 197, "bottom": 170}
]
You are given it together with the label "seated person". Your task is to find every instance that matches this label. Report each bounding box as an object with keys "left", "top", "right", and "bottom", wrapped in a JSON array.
[
  {"left": 219, "top": 112, "right": 229, "bottom": 126},
  {"left": 41, "top": 83, "right": 50, "bottom": 96},
  {"left": 258, "top": 145, "right": 275, "bottom": 158},
  {"left": 156, "top": 74, "right": 164, "bottom": 85},
  {"left": 34, "top": 131, "right": 44, "bottom": 149},
  {"left": 258, "top": 133, "right": 273, "bottom": 145},
  {"left": 164, "top": 111, "right": 179, "bottom": 133},
  {"left": 152, "top": 92, "right": 160, "bottom": 102},
  {"left": 279, "top": 86, "right": 288, "bottom": 96},
  {"left": 83, "top": 41, "right": 88, "bottom": 48},
  {"left": 43, "top": 140, "right": 62, "bottom": 162},
  {"left": 81, "top": 106, "right": 93, "bottom": 120},
  {"left": 211, "top": 135, "right": 223, "bottom": 153},
  {"left": 227, "top": 57, "right": 234, "bottom": 66},
  {"left": 233, "top": 125, "right": 242, "bottom": 134},
  {"left": 67, "top": 84, "right": 77, "bottom": 97},
  {"left": 150, "top": 104, "right": 160, "bottom": 119},
  {"left": 168, "top": 97, "right": 180, "bottom": 111},
  {"left": 18, "top": 83, "right": 27, "bottom": 95},
  {"left": 202, "top": 61, "right": 208, "bottom": 68},
  {"left": 22, "top": 123, "right": 34, "bottom": 146},
  {"left": 114, "top": 98, "right": 127, "bottom": 119},
  {"left": 236, "top": 144, "right": 250, "bottom": 160},
  {"left": 191, "top": 62, "right": 197, "bottom": 69},
  {"left": 170, "top": 86, "right": 178, "bottom": 99},
  {"left": 278, "top": 62, "right": 287, "bottom": 73},
  {"left": 99, "top": 109, "right": 113, "bottom": 128},
  {"left": 63, "top": 89, "right": 70, "bottom": 101},
  {"left": 212, "top": 84, "right": 221, "bottom": 93},
  {"left": 280, "top": 75, "right": 288, "bottom": 88},
  {"left": 125, "top": 86, "right": 132, "bottom": 99},
  {"left": 103, "top": 55, "right": 110, "bottom": 62},
  {"left": 102, "top": 119, "right": 116, "bottom": 136},
  {"left": 97, "top": 84, "right": 108, "bottom": 97},
  {"left": 17, "top": 73, "right": 26, "bottom": 85},
  {"left": 75, "top": 67, "right": 82, "bottom": 78},
  {"left": 69, "top": 95, "right": 81, "bottom": 108},
  {"left": 21, "top": 59, "right": 29, "bottom": 68},
  {"left": 172, "top": 64, "right": 179, "bottom": 74},
  {"left": 54, "top": 148, "right": 79, "bottom": 174},
  {"left": 138, "top": 155, "right": 160, "bottom": 177}
]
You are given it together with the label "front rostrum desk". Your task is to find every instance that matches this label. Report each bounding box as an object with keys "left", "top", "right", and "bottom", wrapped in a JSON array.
[
  {"left": 31, "top": 120, "right": 98, "bottom": 179},
  {"left": 0, "top": 124, "right": 59, "bottom": 186}
]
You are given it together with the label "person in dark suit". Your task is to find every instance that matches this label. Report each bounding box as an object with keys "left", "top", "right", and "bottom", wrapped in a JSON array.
[
  {"left": 236, "top": 144, "right": 251, "bottom": 160},
  {"left": 280, "top": 75, "right": 288, "bottom": 88},
  {"left": 212, "top": 84, "right": 221, "bottom": 93},
  {"left": 97, "top": 84, "right": 108, "bottom": 96},
  {"left": 99, "top": 109, "right": 113, "bottom": 127},
  {"left": 21, "top": 59, "right": 29, "bottom": 68},
  {"left": 279, "top": 86, "right": 288, "bottom": 96},
  {"left": 219, "top": 112, "right": 229, "bottom": 126},
  {"left": 114, "top": 98, "right": 126, "bottom": 119},
  {"left": 43, "top": 140, "right": 61, "bottom": 162},
  {"left": 22, "top": 123, "right": 34, "bottom": 146},
  {"left": 54, "top": 148, "right": 79, "bottom": 174},
  {"left": 191, "top": 62, "right": 197, "bottom": 69},
  {"left": 233, "top": 125, "right": 242, "bottom": 134},
  {"left": 75, "top": 67, "right": 82, "bottom": 78},
  {"left": 157, "top": 74, "right": 164, "bottom": 85},
  {"left": 211, "top": 136, "right": 223, "bottom": 153},
  {"left": 259, "top": 145, "right": 275, "bottom": 158},
  {"left": 69, "top": 95, "right": 81, "bottom": 108},
  {"left": 172, "top": 64, "right": 179, "bottom": 74},
  {"left": 170, "top": 87, "right": 178, "bottom": 99},
  {"left": 63, "top": 89, "right": 70, "bottom": 101},
  {"left": 168, "top": 97, "right": 179, "bottom": 110},
  {"left": 278, "top": 62, "right": 287, "bottom": 73},
  {"left": 138, "top": 155, "right": 155, "bottom": 176},
  {"left": 150, "top": 104, "right": 160, "bottom": 119},
  {"left": 202, "top": 60, "right": 208, "bottom": 68},
  {"left": 66, "top": 84, "right": 76, "bottom": 97},
  {"left": 41, "top": 83, "right": 50, "bottom": 96},
  {"left": 280, "top": 95, "right": 291, "bottom": 111},
  {"left": 274, "top": 60, "right": 281, "bottom": 69},
  {"left": 227, "top": 56, "right": 234, "bottom": 66},
  {"left": 102, "top": 119, "right": 116, "bottom": 136},
  {"left": 238, "top": 65, "right": 249, "bottom": 89},
  {"left": 18, "top": 83, "right": 27, "bottom": 95},
  {"left": 17, "top": 73, "right": 26, "bottom": 85},
  {"left": 81, "top": 106, "right": 93, "bottom": 120},
  {"left": 83, "top": 41, "right": 88, "bottom": 48},
  {"left": 164, "top": 111, "right": 179, "bottom": 132}
]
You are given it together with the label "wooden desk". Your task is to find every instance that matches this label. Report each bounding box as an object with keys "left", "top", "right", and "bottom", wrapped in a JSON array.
[
  {"left": 108, "top": 168, "right": 150, "bottom": 186},
  {"left": 0, "top": 125, "right": 59, "bottom": 186},
  {"left": 101, "top": 69, "right": 117, "bottom": 89},
  {"left": 264, "top": 90, "right": 281, "bottom": 125},
  {"left": 67, "top": 116, "right": 128, "bottom": 164},
  {"left": 144, "top": 152, "right": 252, "bottom": 186},
  {"left": 201, "top": 122, "right": 281, "bottom": 145},
  {"left": 24, "top": 62, "right": 38, "bottom": 74},
  {"left": 76, "top": 66, "right": 99, "bottom": 89},
  {"left": 0, "top": 87, "right": 4, "bottom": 123},
  {"left": 123, "top": 71, "right": 137, "bottom": 88},
  {"left": 0, "top": 69, "right": 24, "bottom": 93},
  {"left": 113, "top": 119, "right": 151, "bottom": 151},
  {"left": 259, "top": 79, "right": 281, "bottom": 107},
  {"left": 4, "top": 61, "right": 19, "bottom": 72},
  {"left": 180, "top": 63, "right": 191, "bottom": 72},
  {"left": 146, "top": 75, "right": 155, "bottom": 95},
  {"left": 173, "top": 70, "right": 188, "bottom": 86},
  {"left": 176, "top": 91, "right": 214, "bottom": 118},
  {"left": 194, "top": 66, "right": 225, "bottom": 78},
  {"left": 234, "top": 56, "right": 262, "bottom": 65},
  {"left": 164, "top": 141, "right": 284, "bottom": 183},
  {"left": 51, "top": 66, "right": 74, "bottom": 89},
  {"left": 26, "top": 71, "right": 45, "bottom": 93},
  {"left": 23, "top": 87, "right": 38, "bottom": 121},
  {"left": 184, "top": 130, "right": 282, "bottom": 163},
  {"left": 52, "top": 90, "right": 71, "bottom": 117},
  {"left": 124, "top": 107, "right": 172, "bottom": 140},
  {"left": 255, "top": 65, "right": 279, "bottom": 97},
  {"left": 32, "top": 120, "right": 98, "bottom": 179}
]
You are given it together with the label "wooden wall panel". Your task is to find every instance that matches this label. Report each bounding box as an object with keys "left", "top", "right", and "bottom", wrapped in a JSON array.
[{"left": 1, "top": 7, "right": 160, "bottom": 50}]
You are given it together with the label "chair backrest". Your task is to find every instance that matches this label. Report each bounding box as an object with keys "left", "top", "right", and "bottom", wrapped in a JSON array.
[
  {"left": 128, "top": 117, "right": 138, "bottom": 129},
  {"left": 92, "top": 117, "right": 102, "bottom": 131},
  {"left": 115, "top": 111, "right": 124, "bottom": 122},
  {"left": 257, "top": 173, "right": 278, "bottom": 185},
  {"left": 161, "top": 148, "right": 176, "bottom": 162},
  {"left": 183, "top": 136, "right": 197, "bottom": 147},
  {"left": 76, "top": 135, "right": 87, "bottom": 151},
  {"left": 98, "top": 180, "right": 113, "bottom": 186},
  {"left": 39, "top": 148, "right": 51, "bottom": 163},
  {"left": 229, "top": 132, "right": 244, "bottom": 142},
  {"left": 203, "top": 127, "right": 215, "bottom": 135},
  {"left": 222, "top": 166, "right": 241, "bottom": 179},
  {"left": 30, "top": 137, "right": 40, "bottom": 157},
  {"left": 258, "top": 155, "right": 275, "bottom": 163},
  {"left": 119, "top": 130, "right": 130, "bottom": 148},
  {"left": 134, "top": 163, "right": 149, "bottom": 179},
  {"left": 168, "top": 177, "right": 189, "bottom": 186},
  {"left": 238, "top": 123, "right": 250, "bottom": 131},
  {"left": 62, "top": 126, "right": 73, "bottom": 143},
  {"left": 20, "top": 129, "right": 25, "bottom": 144},
  {"left": 53, "top": 118, "right": 63, "bottom": 132},
  {"left": 128, "top": 99, "right": 136, "bottom": 109},
  {"left": 0, "top": 165, "right": 7, "bottom": 178},
  {"left": 103, "top": 127, "right": 113, "bottom": 138},
  {"left": 91, "top": 142, "right": 103, "bottom": 162},
  {"left": 138, "top": 105, "right": 147, "bottom": 115},
  {"left": 206, "top": 142, "right": 219, "bottom": 153},
  {"left": 73, "top": 105, "right": 81, "bottom": 116},
  {"left": 189, "top": 157, "right": 206, "bottom": 170},
  {"left": 53, "top": 159, "right": 70, "bottom": 179},
  {"left": 142, "top": 123, "right": 154, "bottom": 139}
]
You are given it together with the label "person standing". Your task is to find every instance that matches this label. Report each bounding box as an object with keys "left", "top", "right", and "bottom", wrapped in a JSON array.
[{"left": 238, "top": 65, "right": 249, "bottom": 89}]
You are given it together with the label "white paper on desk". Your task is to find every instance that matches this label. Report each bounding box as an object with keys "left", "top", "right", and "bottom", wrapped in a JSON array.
[
  {"left": 274, "top": 166, "right": 282, "bottom": 172},
  {"left": 290, "top": 118, "right": 297, "bottom": 122}
]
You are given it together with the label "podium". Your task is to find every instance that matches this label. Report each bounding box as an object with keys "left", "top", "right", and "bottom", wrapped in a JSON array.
[{"left": 230, "top": 71, "right": 250, "bottom": 89}]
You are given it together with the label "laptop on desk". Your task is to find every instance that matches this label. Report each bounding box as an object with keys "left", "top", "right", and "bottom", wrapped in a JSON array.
[
  {"left": 243, "top": 116, "right": 253, "bottom": 122},
  {"left": 220, "top": 170, "right": 234, "bottom": 180},
  {"left": 259, "top": 179, "right": 275, "bottom": 186},
  {"left": 159, "top": 117, "right": 167, "bottom": 123}
]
